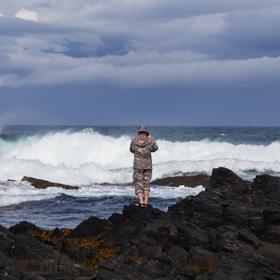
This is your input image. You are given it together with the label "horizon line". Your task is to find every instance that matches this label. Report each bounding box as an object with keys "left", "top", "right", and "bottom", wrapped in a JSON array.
[{"left": 1, "top": 124, "right": 280, "bottom": 128}]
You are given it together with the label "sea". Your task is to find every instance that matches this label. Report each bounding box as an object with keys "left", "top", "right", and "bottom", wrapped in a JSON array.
[{"left": 0, "top": 125, "right": 279, "bottom": 228}]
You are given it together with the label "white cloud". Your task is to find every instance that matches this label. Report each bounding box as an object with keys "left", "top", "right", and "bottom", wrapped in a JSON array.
[
  {"left": 0, "top": 1, "right": 280, "bottom": 88},
  {"left": 15, "top": 9, "right": 39, "bottom": 22}
]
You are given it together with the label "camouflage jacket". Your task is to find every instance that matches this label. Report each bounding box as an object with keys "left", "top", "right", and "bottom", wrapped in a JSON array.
[{"left": 130, "top": 135, "right": 158, "bottom": 169}]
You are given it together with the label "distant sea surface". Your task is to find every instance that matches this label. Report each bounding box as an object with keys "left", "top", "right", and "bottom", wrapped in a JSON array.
[{"left": 0, "top": 125, "right": 279, "bottom": 228}]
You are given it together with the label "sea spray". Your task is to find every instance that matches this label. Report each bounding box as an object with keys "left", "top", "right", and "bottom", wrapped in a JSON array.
[{"left": 0, "top": 128, "right": 279, "bottom": 184}]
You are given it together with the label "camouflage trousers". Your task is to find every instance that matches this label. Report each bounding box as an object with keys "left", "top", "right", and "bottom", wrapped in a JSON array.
[{"left": 133, "top": 169, "right": 152, "bottom": 194}]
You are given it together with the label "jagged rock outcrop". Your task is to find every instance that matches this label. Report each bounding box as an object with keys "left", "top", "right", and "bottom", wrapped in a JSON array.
[
  {"left": 0, "top": 223, "right": 93, "bottom": 280},
  {"left": 152, "top": 174, "right": 210, "bottom": 187},
  {"left": 21, "top": 176, "right": 79, "bottom": 190},
  {"left": 95, "top": 167, "right": 280, "bottom": 279},
  {"left": 2, "top": 167, "right": 280, "bottom": 279}
]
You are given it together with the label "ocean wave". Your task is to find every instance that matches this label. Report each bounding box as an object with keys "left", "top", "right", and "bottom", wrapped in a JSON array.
[
  {"left": 0, "top": 180, "right": 205, "bottom": 207},
  {"left": 0, "top": 129, "right": 279, "bottom": 184}
]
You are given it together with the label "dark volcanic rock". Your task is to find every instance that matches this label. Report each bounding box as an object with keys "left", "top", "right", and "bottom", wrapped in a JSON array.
[
  {"left": 210, "top": 167, "right": 251, "bottom": 194},
  {"left": 0, "top": 224, "right": 93, "bottom": 280},
  {"left": 69, "top": 217, "right": 113, "bottom": 238},
  {"left": 94, "top": 167, "right": 270, "bottom": 279},
  {"left": 151, "top": 174, "right": 210, "bottom": 187},
  {"left": 21, "top": 176, "right": 79, "bottom": 190},
  {"left": 3, "top": 167, "right": 280, "bottom": 280},
  {"left": 253, "top": 174, "right": 280, "bottom": 193},
  {"left": 9, "top": 221, "right": 41, "bottom": 235}
]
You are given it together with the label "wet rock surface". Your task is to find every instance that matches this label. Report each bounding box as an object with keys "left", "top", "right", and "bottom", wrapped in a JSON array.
[
  {"left": 21, "top": 176, "right": 79, "bottom": 190},
  {"left": 1, "top": 167, "right": 280, "bottom": 279},
  {"left": 151, "top": 174, "right": 210, "bottom": 187}
]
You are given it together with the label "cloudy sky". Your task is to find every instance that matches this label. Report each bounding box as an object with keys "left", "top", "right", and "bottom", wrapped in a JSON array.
[{"left": 0, "top": 0, "right": 280, "bottom": 125}]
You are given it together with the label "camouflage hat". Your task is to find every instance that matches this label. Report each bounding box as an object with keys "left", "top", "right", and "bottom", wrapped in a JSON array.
[{"left": 138, "top": 125, "right": 149, "bottom": 134}]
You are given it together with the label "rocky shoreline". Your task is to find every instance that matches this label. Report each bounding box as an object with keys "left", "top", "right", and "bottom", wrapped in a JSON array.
[
  {"left": 10, "top": 174, "right": 209, "bottom": 190},
  {"left": 1, "top": 167, "right": 280, "bottom": 280},
  {"left": 151, "top": 174, "right": 210, "bottom": 188},
  {"left": 21, "top": 176, "right": 80, "bottom": 190}
]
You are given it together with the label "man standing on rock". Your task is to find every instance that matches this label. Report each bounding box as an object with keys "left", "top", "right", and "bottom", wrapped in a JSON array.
[{"left": 130, "top": 125, "right": 158, "bottom": 207}]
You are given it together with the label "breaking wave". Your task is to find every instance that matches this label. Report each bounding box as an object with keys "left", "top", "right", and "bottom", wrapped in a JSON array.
[{"left": 0, "top": 128, "right": 279, "bottom": 185}]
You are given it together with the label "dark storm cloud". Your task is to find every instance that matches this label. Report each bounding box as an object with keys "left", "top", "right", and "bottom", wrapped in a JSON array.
[
  {"left": 0, "top": 0, "right": 280, "bottom": 87},
  {"left": 216, "top": 8, "right": 280, "bottom": 58}
]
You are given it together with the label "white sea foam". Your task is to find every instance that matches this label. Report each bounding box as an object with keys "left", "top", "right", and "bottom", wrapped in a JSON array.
[
  {"left": 0, "top": 180, "right": 205, "bottom": 207},
  {"left": 0, "top": 181, "right": 58, "bottom": 207},
  {"left": 0, "top": 129, "right": 279, "bottom": 185}
]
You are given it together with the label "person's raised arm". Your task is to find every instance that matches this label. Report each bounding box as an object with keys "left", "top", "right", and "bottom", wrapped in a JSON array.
[
  {"left": 149, "top": 134, "right": 158, "bottom": 152},
  {"left": 130, "top": 139, "right": 136, "bottom": 153}
]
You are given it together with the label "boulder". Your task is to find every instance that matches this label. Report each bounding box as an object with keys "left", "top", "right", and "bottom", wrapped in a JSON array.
[
  {"left": 69, "top": 217, "right": 113, "bottom": 238},
  {"left": 9, "top": 221, "right": 40, "bottom": 235},
  {"left": 151, "top": 174, "right": 210, "bottom": 187},
  {"left": 210, "top": 167, "right": 251, "bottom": 194},
  {"left": 21, "top": 176, "right": 79, "bottom": 190}
]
